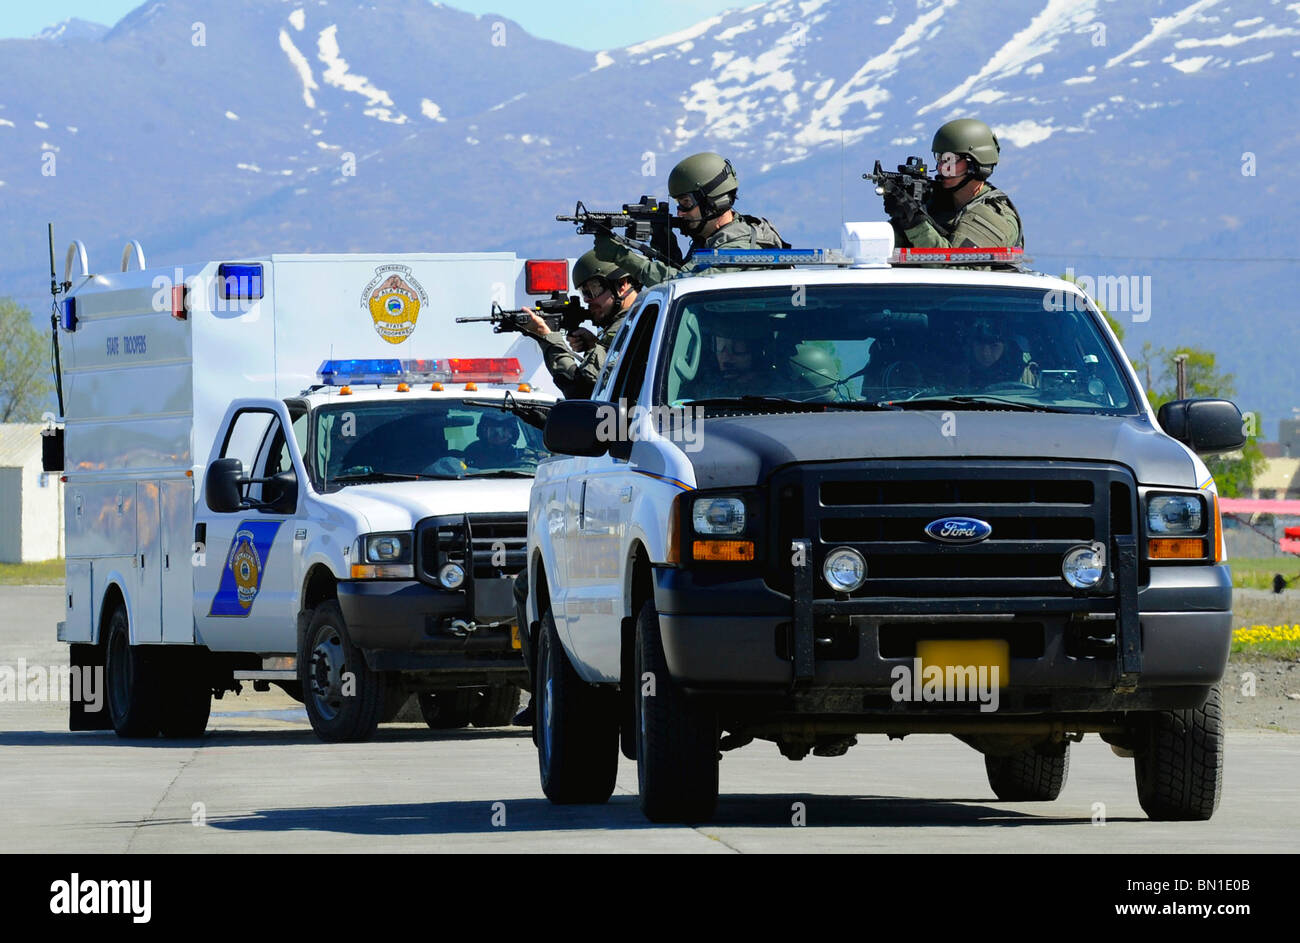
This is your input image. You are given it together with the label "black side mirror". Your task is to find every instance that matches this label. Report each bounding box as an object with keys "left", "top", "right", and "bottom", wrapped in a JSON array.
[
  {"left": 544, "top": 400, "right": 613, "bottom": 457},
  {"left": 264, "top": 469, "right": 298, "bottom": 514},
  {"left": 206, "top": 458, "right": 244, "bottom": 513},
  {"left": 1157, "top": 399, "right": 1246, "bottom": 455},
  {"left": 41, "top": 428, "right": 64, "bottom": 472}
]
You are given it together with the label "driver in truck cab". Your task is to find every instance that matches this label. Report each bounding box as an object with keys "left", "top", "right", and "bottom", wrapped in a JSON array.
[
  {"left": 965, "top": 317, "right": 1036, "bottom": 389},
  {"left": 464, "top": 410, "right": 523, "bottom": 468}
]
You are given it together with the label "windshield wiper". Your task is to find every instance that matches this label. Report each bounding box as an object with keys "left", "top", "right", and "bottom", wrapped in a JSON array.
[
  {"left": 463, "top": 470, "right": 534, "bottom": 479},
  {"left": 685, "top": 396, "right": 834, "bottom": 414},
  {"left": 332, "top": 471, "right": 459, "bottom": 482},
  {"left": 888, "top": 395, "right": 1065, "bottom": 413}
]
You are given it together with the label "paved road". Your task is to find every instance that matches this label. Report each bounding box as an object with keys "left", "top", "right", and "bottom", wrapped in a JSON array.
[{"left": 3, "top": 586, "right": 1297, "bottom": 853}]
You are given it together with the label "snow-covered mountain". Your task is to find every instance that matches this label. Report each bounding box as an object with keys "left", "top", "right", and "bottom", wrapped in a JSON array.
[{"left": 0, "top": 0, "right": 1295, "bottom": 423}]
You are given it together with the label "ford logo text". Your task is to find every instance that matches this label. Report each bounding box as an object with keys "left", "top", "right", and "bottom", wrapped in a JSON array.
[{"left": 925, "top": 517, "right": 993, "bottom": 544}]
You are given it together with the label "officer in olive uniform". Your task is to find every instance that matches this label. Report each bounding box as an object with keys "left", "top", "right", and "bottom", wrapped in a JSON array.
[
  {"left": 594, "top": 152, "right": 787, "bottom": 286},
  {"left": 522, "top": 250, "right": 638, "bottom": 400},
  {"left": 882, "top": 118, "right": 1023, "bottom": 250}
]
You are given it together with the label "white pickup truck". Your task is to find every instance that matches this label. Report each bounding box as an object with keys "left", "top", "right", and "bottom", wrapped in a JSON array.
[
  {"left": 50, "top": 244, "right": 565, "bottom": 741},
  {"left": 526, "top": 232, "right": 1244, "bottom": 823}
]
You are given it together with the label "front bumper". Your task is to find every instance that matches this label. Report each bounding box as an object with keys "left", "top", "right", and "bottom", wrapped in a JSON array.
[
  {"left": 337, "top": 579, "right": 524, "bottom": 676},
  {"left": 651, "top": 562, "right": 1232, "bottom": 713}
]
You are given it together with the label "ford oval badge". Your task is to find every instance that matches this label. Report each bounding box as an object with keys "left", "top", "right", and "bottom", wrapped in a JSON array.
[{"left": 925, "top": 517, "right": 992, "bottom": 544}]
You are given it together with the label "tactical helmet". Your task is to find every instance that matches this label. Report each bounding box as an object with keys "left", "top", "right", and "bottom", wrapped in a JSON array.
[
  {"left": 931, "top": 118, "right": 1000, "bottom": 180},
  {"left": 668, "top": 152, "right": 739, "bottom": 221},
  {"left": 572, "top": 250, "right": 631, "bottom": 290},
  {"left": 790, "top": 344, "right": 839, "bottom": 390},
  {"left": 479, "top": 410, "right": 518, "bottom": 433}
]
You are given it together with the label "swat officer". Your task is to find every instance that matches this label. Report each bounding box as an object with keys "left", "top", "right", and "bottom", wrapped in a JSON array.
[
  {"left": 882, "top": 118, "right": 1023, "bottom": 250},
  {"left": 594, "top": 152, "right": 786, "bottom": 286},
  {"left": 522, "top": 250, "right": 638, "bottom": 400}
]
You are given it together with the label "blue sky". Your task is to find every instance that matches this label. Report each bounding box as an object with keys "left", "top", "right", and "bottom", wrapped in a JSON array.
[{"left": 0, "top": 0, "right": 747, "bottom": 49}]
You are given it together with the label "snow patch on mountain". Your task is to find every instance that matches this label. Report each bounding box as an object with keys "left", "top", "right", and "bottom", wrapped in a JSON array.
[
  {"left": 279, "top": 29, "right": 319, "bottom": 108},
  {"left": 993, "top": 118, "right": 1058, "bottom": 146},
  {"left": 922, "top": 0, "right": 1098, "bottom": 115},
  {"left": 628, "top": 17, "right": 725, "bottom": 56},
  {"left": 1174, "top": 24, "right": 1300, "bottom": 47},
  {"left": 1105, "top": 0, "right": 1221, "bottom": 68},
  {"left": 421, "top": 99, "right": 446, "bottom": 121},
  {"left": 289, "top": 8, "right": 305, "bottom": 31},
  {"left": 317, "top": 25, "right": 407, "bottom": 123}
]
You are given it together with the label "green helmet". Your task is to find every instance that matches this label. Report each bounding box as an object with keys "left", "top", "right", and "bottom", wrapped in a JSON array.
[
  {"left": 668, "top": 152, "right": 738, "bottom": 220},
  {"left": 931, "top": 118, "right": 1000, "bottom": 180},
  {"left": 572, "top": 250, "right": 631, "bottom": 289},
  {"left": 790, "top": 344, "right": 839, "bottom": 390}
]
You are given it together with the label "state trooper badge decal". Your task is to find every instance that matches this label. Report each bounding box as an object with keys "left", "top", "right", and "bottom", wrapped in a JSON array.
[{"left": 362, "top": 264, "right": 427, "bottom": 344}]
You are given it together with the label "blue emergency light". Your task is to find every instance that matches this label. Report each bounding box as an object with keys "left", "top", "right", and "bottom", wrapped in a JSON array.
[
  {"left": 317, "top": 359, "right": 404, "bottom": 385},
  {"left": 689, "top": 248, "right": 851, "bottom": 269},
  {"left": 61, "top": 297, "right": 77, "bottom": 332},
  {"left": 217, "top": 263, "right": 264, "bottom": 300}
]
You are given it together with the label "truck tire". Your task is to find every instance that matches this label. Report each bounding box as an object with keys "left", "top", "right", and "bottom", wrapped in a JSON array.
[
  {"left": 473, "top": 685, "right": 522, "bottom": 728},
  {"left": 1134, "top": 683, "right": 1224, "bottom": 821},
  {"left": 418, "top": 691, "right": 473, "bottom": 729},
  {"left": 985, "top": 740, "right": 1069, "bottom": 801},
  {"left": 300, "top": 600, "right": 387, "bottom": 742},
  {"left": 157, "top": 651, "right": 211, "bottom": 739},
  {"left": 104, "top": 605, "right": 161, "bottom": 738},
  {"left": 536, "top": 610, "right": 618, "bottom": 804},
  {"left": 634, "top": 599, "right": 719, "bottom": 823}
]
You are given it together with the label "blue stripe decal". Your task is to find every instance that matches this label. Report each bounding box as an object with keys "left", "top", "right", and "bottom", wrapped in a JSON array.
[
  {"left": 632, "top": 468, "right": 694, "bottom": 491},
  {"left": 208, "top": 520, "right": 284, "bottom": 617}
]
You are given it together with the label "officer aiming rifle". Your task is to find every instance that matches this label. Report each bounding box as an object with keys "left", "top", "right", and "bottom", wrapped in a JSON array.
[
  {"left": 456, "top": 292, "right": 584, "bottom": 335},
  {"left": 556, "top": 195, "right": 685, "bottom": 267},
  {"left": 865, "top": 156, "right": 933, "bottom": 206}
]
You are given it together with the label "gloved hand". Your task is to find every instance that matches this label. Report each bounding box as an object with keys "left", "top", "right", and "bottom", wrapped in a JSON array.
[
  {"left": 882, "top": 184, "right": 926, "bottom": 230},
  {"left": 592, "top": 231, "right": 627, "bottom": 263}
]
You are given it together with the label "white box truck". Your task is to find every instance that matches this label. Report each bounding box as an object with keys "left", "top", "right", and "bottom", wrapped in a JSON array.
[{"left": 50, "top": 242, "right": 570, "bottom": 741}]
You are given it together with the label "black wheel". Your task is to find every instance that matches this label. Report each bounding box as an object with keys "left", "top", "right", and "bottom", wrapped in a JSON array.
[
  {"left": 299, "top": 600, "right": 387, "bottom": 742},
  {"left": 634, "top": 599, "right": 719, "bottom": 823},
  {"left": 157, "top": 650, "right": 211, "bottom": 738},
  {"left": 418, "top": 691, "right": 474, "bottom": 729},
  {"left": 536, "top": 610, "right": 618, "bottom": 804},
  {"left": 1134, "top": 683, "right": 1224, "bottom": 821},
  {"left": 104, "top": 605, "right": 161, "bottom": 738},
  {"left": 472, "top": 685, "right": 522, "bottom": 728},
  {"left": 985, "top": 740, "right": 1069, "bottom": 801}
]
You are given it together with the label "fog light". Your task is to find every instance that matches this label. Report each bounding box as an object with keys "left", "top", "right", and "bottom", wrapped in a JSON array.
[
  {"left": 1062, "top": 545, "right": 1104, "bottom": 589},
  {"left": 438, "top": 563, "right": 465, "bottom": 589},
  {"left": 823, "top": 547, "right": 866, "bottom": 593}
]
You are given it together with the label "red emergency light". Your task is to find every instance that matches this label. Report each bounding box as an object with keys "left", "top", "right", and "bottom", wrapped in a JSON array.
[
  {"left": 891, "top": 247, "right": 1025, "bottom": 264},
  {"left": 171, "top": 284, "right": 188, "bottom": 320},
  {"left": 446, "top": 357, "right": 523, "bottom": 383},
  {"left": 525, "top": 259, "right": 568, "bottom": 295}
]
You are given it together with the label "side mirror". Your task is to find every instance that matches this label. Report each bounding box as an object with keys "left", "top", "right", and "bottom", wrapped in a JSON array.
[
  {"left": 543, "top": 400, "right": 612, "bottom": 457},
  {"left": 1157, "top": 399, "right": 1246, "bottom": 455},
  {"left": 205, "top": 458, "right": 244, "bottom": 513},
  {"left": 264, "top": 469, "right": 298, "bottom": 514},
  {"left": 41, "top": 428, "right": 64, "bottom": 472}
]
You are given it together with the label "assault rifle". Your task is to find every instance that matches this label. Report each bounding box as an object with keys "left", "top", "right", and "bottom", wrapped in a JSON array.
[
  {"left": 556, "top": 195, "right": 684, "bottom": 266},
  {"left": 864, "top": 156, "right": 933, "bottom": 205},
  {"left": 462, "top": 391, "right": 552, "bottom": 431},
  {"left": 455, "top": 292, "right": 584, "bottom": 335}
]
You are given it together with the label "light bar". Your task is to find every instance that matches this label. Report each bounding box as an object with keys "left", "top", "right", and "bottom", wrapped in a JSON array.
[
  {"left": 217, "top": 263, "right": 264, "bottom": 300},
  {"left": 891, "top": 247, "right": 1026, "bottom": 265},
  {"left": 525, "top": 259, "right": 568, "bottom": 294},
  {"left": 689, "top": 248, "right": 853, "bottom": 269},
  {"left": 317, "top": 357, "right": 522, "bottom": 386}
]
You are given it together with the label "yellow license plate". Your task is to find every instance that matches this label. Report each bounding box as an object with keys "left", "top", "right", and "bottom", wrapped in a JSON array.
[
  {"left": 510, "top": 625, "right": 522, "bottom": 650},
  {"left": 916, "top": 639, "right": 1009, "bottom": 688}
]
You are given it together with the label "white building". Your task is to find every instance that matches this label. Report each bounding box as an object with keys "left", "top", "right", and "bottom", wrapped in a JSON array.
[{"left": 0, "top": 423, "right": 64, "bottom": 562}]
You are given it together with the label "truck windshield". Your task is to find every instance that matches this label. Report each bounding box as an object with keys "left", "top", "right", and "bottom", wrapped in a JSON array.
[
  {"left": 310, "top": 400, "right": 549, "bottom": 490},
  {"left": 659, "top": 284, "right": 1137, "bottom": 415}
]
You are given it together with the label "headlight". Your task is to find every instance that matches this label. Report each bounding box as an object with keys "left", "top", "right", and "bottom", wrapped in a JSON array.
[
  {"left": 823, "top": 547, "right": 866, "bottom": 593},
  {"left": 1147, "top": 495, "right": 1205, "bottom": 535},
  {"left": 1062, "top": 544, "right": 1105, "bottom": 589},
  {"left": 693, "top": 497, "right": 746, "bottom": 535},
  {"left": 364, "top": 532, "right": 412, "bottom": 563}
]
